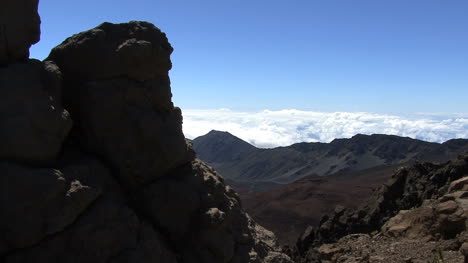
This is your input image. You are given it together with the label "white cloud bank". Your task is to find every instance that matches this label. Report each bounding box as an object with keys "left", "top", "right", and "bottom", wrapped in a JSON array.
[{"left": 182, "top": 109, "right": 468, "bottom": 148}]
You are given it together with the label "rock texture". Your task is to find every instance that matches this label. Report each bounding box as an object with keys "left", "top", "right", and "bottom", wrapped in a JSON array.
[
  {"left": 0, "top": 0, "right": 41, "bottom": 64},
  {"left": 293, "top": 155, "right": 468, "bottom": 263},
  {"left": 314, "top": 234, "right": 464, "bottom": 263},
  {"left": 0, "top": 2, "right": 292, "bottom": 263},
  {"left": 381, "top": 175, "right": 468, "bottom": 241},
  {"left": 47, "top": 21, "right": 190, "bottom": 188},
  {"left": 0, "top": 59, "right": 72, "bottom": 162}
]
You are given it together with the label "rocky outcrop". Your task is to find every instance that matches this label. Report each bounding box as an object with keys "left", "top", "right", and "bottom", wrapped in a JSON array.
[
  {"left": 294, "top": 155, "right": 468, "bottom": 262},
  {"left": 0, "top": 2, "right": 292, "bottom": 262},
  {"left": 46, "top": 21, "right": 190, "bottom": 189},
  {"left": 309, "top": 174, "right": 468, "bottom": 263},
  {"left": 0, "top": 0, "right": 41, "bottom": 64},
  {"left": 382, "top": 176, "right": 468, "bottom": 241},
  {"left": 0, "top": 59, "right": 72, "bottom": 162}
]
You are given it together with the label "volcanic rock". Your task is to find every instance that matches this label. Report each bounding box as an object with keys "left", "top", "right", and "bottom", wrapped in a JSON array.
[
  {"left": 382, "top": 176, "right": 468, "bottom": 240},
  {"left": 47, "top": 21, "right": 173, "bottom": 82},
  {"left": 47, "top": 21, "right": 191, "bottom": 188},
  {"left": 294, "top": 155, "right": 468, "bottom": 262},
  {"left": 0, "top": 161, "right": 100, "bottom": 254},
  {"left": 0, "top": 59, "right": 72, "bottom": 162},
  {"left": 0, "top": 0, "right": 41, "bottom": 64},
  {"left": 0, "top": 3, "right": 291, "bottom": 262}
]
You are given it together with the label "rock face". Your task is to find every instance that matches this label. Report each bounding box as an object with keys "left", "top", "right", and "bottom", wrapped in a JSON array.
[
  {"left": 0, "top": 59, "right": 72, "bottom": 162},
  {"left": 293, "top": 155, "right": 468, "bottom": 263},
  {"left": 47, "top": 21, "right": 190, "bottom": 188},
  {"left": 0, "top": 2, "right": 292, "bottom": 263},
  {"left": 309, "top": 173, "right": 468, "bottom": 263},
  {"left": 0, "top": 0, "right": 41, "bottom": 64},
  {"left": 382, "top": 175, "right": 468, "bottom": 241}
]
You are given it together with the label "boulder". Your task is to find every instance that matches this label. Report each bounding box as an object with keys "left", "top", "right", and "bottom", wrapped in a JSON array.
[
  {"left": 449, "top": 177, "right": 468, "bottom": 192},
  {"left": 47, "top": 21, "right": 173, "bottom": 82},
  {"left": 0, "top": 0, "right": 41, "bottom": 64},
  {"left": 139, "top": 159, "right": 293, "bottom": 263},
  {"left": 382, "top": 180, "right": 468, "bottom": 240},
  {"left": 47, "top": 22, "right": 191, "bottom": 188},
  {"left": 2, "top": 156, "right": 178, "bottom": 263},
  {"left": 0, "top": 60, "right": 72, "bottom": 162},
  {"left": 0, "top": 162, "right": 100, "bottom": 254},
  {"left": 5, "top": 199, "right": 177, "bottom": 263},
  {"left": 0, "top": 15, "right": 292, "bottom": 263}
]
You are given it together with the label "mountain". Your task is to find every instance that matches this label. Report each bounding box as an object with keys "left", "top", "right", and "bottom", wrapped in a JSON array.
[
  {"left": 192, "top": 130, "right": 257, "bottom": 164},
  {"left": 193, "top": 131, "right": 468, "bottom": 188},
  {"left": 194, "top": 131, "right": 468, "bottom": 245},
  {"left": 0, "top": 4, "right": 292, "bottom": 263}
]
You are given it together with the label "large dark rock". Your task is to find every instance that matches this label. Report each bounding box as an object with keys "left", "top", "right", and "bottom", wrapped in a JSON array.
[
  {"left": 47, "top": 21, "right": 173, "bottom": 82},
  {"left": 6, "top": 199, "right": 178, "bottom": 263},
  {"left": 0, "top": 161, "right": 100, "bottom": 254},
  {"left": 47, "top": 21, "right": 191, "bottom": 188},
  {"left": 0, "top": 59, "right": 72, "bottom": 162},
  {"left": 139, "top": 159, "right": 293, "bottom": 263},
  {"left": 0, "top": 7, "right": 292, "bottom": 261},
  {"left": 0, "top": 0, "right": 41, "bottom": 64},
  {"left": 2, "top": 154, "right": 179, "bottom": 263}
]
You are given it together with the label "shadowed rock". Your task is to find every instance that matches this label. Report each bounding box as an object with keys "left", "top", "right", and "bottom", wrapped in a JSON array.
[
  {"left": 0, "top": 5, "right": 292, "bottom": 261},
  {"left": 47, "top": 21, "right": 191, "bottom": 188},
  {"left": 47, "top": 21, "right": 173, "bottom": 82},
  {"left": 0, "top": 0, "right": 41, "bottom": 64},
  {"left": 0, "top": 59, "right": 72, "bottom": 162}
]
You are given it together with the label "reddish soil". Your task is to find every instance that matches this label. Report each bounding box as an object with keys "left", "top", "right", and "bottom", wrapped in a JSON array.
[{"left": 241, "top": 164, "right": 402, "bottom": 245}]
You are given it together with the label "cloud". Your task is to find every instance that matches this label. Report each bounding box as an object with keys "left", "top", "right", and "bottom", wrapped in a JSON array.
[{"left": 182, "top": 109, "right": 468, "bottom": 148}]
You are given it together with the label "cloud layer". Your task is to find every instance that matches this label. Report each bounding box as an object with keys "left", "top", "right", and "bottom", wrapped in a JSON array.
[{"left": 182, "top": 109, "right": 468, "bottom": 148}]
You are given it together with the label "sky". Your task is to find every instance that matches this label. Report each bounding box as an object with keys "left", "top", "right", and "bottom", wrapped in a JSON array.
[{"left": 31, "top": 0, "right": 468, "bottom": 147}]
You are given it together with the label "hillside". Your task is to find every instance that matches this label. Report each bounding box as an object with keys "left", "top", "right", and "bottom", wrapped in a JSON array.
[
  {"left": 241, "top": 164, "right": 399, "bottom": 245},
  {"left": 193, "top": 131, "right": 468, "bottom": 189},
  {"left": 293, "top": 154, "right": 468, "bottom": 263},
  {"left": 194, "top": 131, "right": 468, "bottom": 246}
]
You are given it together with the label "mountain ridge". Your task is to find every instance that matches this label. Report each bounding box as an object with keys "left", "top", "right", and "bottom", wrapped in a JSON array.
[{"left": 193, "top": 130, "right": 468, "bottom": 188}]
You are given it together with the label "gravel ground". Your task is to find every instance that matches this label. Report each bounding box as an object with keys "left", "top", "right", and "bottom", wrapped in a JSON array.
[{"left": 319, "top": 233, "right": 466, "bottom": 263}]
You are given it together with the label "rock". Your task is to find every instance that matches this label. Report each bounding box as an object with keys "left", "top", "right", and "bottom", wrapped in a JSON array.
[
  {"left": 318, "top": 244, "right": 344, "bottom": 261},
  {"left": 5, "top": 200, "right": 177, "bottom": 263},
  {"left": 381, "top": 177, "right": 468, "bottom": 241},
  {"left": 436, "top": 200, "right": 458, "bottom": 214},
  {"left": 0, "top": 161, "right": 100, "bottom": 254},
  {"left": 0, "top": 13, "right": 292, "bottom": 263},
  {"left": 449, "top": 177, "right": 468, "bottom": 193},
  {"left": 2, "top": 154, "right": 178, "bottom": 263},
  {"left": 0, "top": 0, "right": 41, "bottom": 64},
  {"left": 47, "top": 22, "right": 191, "bottom": 188},
  {"left": 47, "top": 21, "right": 173, "bottom": 82},
  {"left": 460, "top": 242, "right": 468, "bottom": 263},
  {"left": 294, "top": 155, "right": 468, "bottom": 262},
  {"left": 0, "top": 60, "right": 72, "bottom": 162},
  {"left": 139, "top": 159, "right": 293, "bottom": 263}
]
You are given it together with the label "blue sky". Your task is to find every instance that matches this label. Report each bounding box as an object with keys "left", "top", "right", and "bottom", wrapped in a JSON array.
[{"left": 32, "top": 0, "right": 468, "bottom": 115}]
